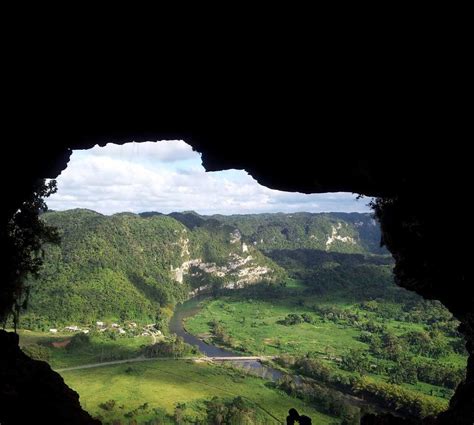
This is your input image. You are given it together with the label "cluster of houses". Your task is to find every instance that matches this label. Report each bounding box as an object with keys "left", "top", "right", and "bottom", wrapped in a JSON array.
[{"left": 49, "top": 321, "right": 162, "bottom": 338}]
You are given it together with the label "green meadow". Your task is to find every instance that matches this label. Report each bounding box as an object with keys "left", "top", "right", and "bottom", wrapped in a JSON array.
[
  {"left": 185, "top": 296, "right": 365, "bottom": 357},
  {"left": 184, "top": 289, "right": 467, "bottom": 404},
  {"left": 61, "top": 360, "right": 336, "bottom": 424},
  {"left": 17, "top": 329, "right": 151, "bottom": 369}
]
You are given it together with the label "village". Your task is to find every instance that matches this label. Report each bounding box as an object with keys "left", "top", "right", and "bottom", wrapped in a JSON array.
[{"left": 48, "top": 321, "right": 163, "bottom": 340}]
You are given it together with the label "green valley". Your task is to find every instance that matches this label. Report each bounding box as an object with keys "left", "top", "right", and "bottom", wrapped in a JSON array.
[{"left": 14, "top": 209, "right": 468, "bottom": 424}]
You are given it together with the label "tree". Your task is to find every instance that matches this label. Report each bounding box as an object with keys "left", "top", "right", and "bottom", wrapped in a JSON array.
[
  {"left": 341, "top": 349, "right": 370, "bottom": 374},
  {"left": 21, "top": 343, "right": 51, "bottom": 362},
  {"left": 1, "top": 179, "right": 59, "bottom": 330},
  {"left": 381, "top": 331, "right": 403, "bottom": 360},
  {"left": 280, "top": 313, "right": 303, "bottom": 326},
  {"left": 67, "top": 333, "right": 91, "bottom": 351}
]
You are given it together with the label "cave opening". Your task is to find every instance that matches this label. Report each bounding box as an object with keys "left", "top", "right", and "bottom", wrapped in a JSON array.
[{"left": 4, "top": 140, "right": 469, "bottom": 425}]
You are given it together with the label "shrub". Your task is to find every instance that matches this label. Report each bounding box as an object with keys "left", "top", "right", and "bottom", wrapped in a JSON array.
[
  {"left": 66, "top": 333, "right": 90, "bottom": 351},
  {"left": 99, "top": 399, "right": 116, "bottom": 411},
  {"left": 278, "top": 313, "right": 303, "bottom": 326},
  {"left": 22, "top": 343, "right": 50, "bottom": 362}
]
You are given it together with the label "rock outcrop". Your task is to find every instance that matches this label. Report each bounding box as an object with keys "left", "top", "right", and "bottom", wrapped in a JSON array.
[{"left": 0, "top": 330, "right": 100, "bottom": 424}]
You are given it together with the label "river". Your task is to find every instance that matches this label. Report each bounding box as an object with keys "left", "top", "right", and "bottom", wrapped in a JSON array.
[
  {"left": 169, "top": 298, "right": 287, "bottom": 381},
  {"left": 169, "top": 298, "right": 391, "bottom": 415}
]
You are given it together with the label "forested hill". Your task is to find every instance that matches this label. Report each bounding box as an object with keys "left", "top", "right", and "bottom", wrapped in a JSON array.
[
  {"left": 24, "top": 209, "right": 385, "bottom": 327},
  {"left": 208, "top": 212, "right": 385, "bottom": 254},
  {"left": 25, "top": 209, "right": 283, "bottom": 326}
]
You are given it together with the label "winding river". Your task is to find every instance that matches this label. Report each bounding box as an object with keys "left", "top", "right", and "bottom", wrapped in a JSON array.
[
  {"left": 169, "top": 298, "right": 390, "bottom": 415},
  {"left": 169, "top": 298, "right": 286, "bottom": 381}
]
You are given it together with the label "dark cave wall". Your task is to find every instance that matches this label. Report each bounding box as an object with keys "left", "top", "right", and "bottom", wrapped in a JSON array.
[
  {"left": 1, "top": 137, "right": 473, "bottom": 424},
  {"left": 0, "top": 330, "right": 100, "bottom": 425},
  {"left": 371, "top": 196, "right": 473, "bottom": 424}
]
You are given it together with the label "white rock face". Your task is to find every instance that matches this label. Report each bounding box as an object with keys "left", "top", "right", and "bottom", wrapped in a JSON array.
[
  {"left": 325, "top": 223, "right": 356, "bottom": 249},
  {"left": 230, "top": 229, "right": 242, "bottom": 244},
  {"left": 235, "top": 265, "right": 270, "bottom": 285},
  {"left": 172, "top": 250, "right": 273, "bottom": 296},
  {"left": 171, "top": 259, "right": 202, "bottom": 283},
  {"left": 172, "top": 253, "right": 265, "bottom": 283},
  {"left": 177, "top": 229, "right": 190, "bottom": 257},
  {"left": 168, "top": 229, "right": 191, "bottom": 259},
  {"left": 169, "top": 227, "right": 274, "bottom": 292}
]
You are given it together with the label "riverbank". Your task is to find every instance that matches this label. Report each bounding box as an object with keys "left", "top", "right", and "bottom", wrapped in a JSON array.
[{"left": 168, "top": 297, "right": 412, "bottom": 420}]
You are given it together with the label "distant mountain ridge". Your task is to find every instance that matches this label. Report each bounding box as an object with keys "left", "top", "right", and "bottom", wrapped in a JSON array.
[
  {"left": 138, "top": 210, "right": 383, "bottom": 254},
  {"left": 184, "top": 211, "right": 385, "bottom": 255}
]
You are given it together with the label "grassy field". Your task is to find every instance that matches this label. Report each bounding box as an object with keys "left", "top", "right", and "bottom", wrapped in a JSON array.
[
  {"left": 17, "top": 329, "right": 152, "bottom": 369},
  {"left": 61, "top": 360, "right": 337, "bottom": 424},
  {"left": 187, "top": 297, "right": 365, "bottom": 356},
  {"left": 184, "top": 292, "right": 467, "bottom": 403}
]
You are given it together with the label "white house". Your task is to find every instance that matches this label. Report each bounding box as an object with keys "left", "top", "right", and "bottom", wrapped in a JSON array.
[
  {"left": 111, "top": 323, "right": 119, "bottom": 328},
  {"left": 96, "top": 321, "right": 104, "bottom": 327},
  {"left": 49, "top": 328, "right": 58, "bottom": 333},
  {"left": 118, "top": 328, "right": 126, "bottom": 334},
  {"left": 65, "top": 325, "right": 80, "bottom": 332},
  {"left": 82, "top": 329, "right": 90, "bottom": 334}
]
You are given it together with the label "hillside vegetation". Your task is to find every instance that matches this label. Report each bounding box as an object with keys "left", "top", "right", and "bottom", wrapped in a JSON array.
[
  {"left": 24, "top": 210, "right": 383, "bottom": 328},
  {"left": 23, "top": 210, "right": 282, "bottom": 328},
  {"left": 210, "top": 212, "right": 386, "bottom": 254}
]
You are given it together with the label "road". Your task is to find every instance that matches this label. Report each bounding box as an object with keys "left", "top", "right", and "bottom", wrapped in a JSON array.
[{"left": 54, "top": 355, "right": 275, "bottom": 372}]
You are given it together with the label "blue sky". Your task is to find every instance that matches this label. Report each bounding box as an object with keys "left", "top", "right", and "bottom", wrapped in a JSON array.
[{"left": 47, "top": 140, "right": 372, "bottom": 215}]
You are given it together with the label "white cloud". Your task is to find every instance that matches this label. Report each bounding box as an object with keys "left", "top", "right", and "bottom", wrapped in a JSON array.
[
  {"left": 47, "top": 141, "right": 372, "bottom": 215},
  {"left": 75, "top": 140, "right": 197, "bottom": 163}
]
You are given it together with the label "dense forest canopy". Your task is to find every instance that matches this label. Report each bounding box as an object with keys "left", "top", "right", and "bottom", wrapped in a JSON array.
[{"left": 22, "top": 210, "right": 385, "bottom": 327}]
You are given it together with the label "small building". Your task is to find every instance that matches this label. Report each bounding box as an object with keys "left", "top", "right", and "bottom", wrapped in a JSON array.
[
  {"left": 96, "top": 321, "right": 104, "bottom": 327},
  {"left": 65, "top": 325, "right": 80, "bottom": 332},
  {"left": 118, "top": 328, "right": 126, "bottom": 334},
  {"left": 128, "top": 322, "right": 137, "bottom": 328},
  {"left": 82, "top": 329, "right": 90, "bottom": 334},
  {"left": 49, "top": 328, "right": 58, "bottom": 333},
  {"left": 111, "top": 323, "right": 119, "bottom": 328}
]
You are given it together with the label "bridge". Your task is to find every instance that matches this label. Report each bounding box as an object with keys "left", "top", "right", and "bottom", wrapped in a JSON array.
[{"left": 204, "top": 355, "right": 275, "bottom": 361}]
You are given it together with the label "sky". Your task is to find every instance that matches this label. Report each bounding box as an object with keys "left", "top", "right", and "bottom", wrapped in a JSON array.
[{"left": 46, "top": 140, "right": 373, "bottom": 215}]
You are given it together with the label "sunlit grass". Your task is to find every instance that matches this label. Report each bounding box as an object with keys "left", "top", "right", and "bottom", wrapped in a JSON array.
[{"left": 61, "top": 360, "right": 336, "bottom": 424}]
